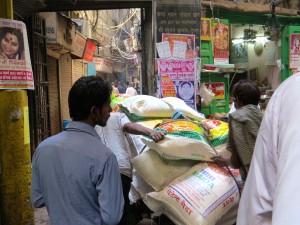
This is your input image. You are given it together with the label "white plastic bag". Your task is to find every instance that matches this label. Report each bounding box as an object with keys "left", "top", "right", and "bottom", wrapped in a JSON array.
[{"left": 200, "top": 82, "right": 215, "bottom": 106}]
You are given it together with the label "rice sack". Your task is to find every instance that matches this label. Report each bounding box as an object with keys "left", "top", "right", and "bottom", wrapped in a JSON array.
[
  {"left": 131, "top": 149, "right": 198, "bottom": 191},
  {"left": 161, "top": 97, "right": 205, "bottom": 120},
  {"left": 141, "top": 120, "right": 216, "bottom": 161},
  {"left": 118, "top": 95, "right": 204, "bottom": 121},
  {"left": 202, "top": 119, "right": 228, "bottom": 147},
  {"left": 118, "top": 95, "right": 172, "bottom": 121},
  {"left": 145, "top": 162, "right": 240, "bottom": 225}
]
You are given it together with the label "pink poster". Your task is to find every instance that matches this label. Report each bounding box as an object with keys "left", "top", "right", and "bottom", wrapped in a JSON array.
[
  {"left": 157, "top": 59, "right": 196, "bottom": 109},
  {"left": 0, "top": 18, "right": 34, "bottom": 89}
]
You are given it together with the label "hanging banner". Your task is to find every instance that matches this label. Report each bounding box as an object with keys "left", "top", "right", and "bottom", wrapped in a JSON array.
[
  {"left": 158, "top": 59, "right": 196, "bottom": 109},
  {"left": 212, "top": 22, "right": 229, "bottom": 65},
  {"left": 83, "top": 40, "right": 96, "bottom": 62},
  {"left": 162, "top": 33, "right": 196, "bottom": 59},
  {"left": 289, "top": 34, "right": 300, "bottom": 69},
  {"left": 0, "top": 18, "right": 34, "bottom": 89}
]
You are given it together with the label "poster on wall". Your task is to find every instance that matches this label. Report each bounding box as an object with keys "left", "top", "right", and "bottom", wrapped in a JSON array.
[
  {"left": 201, "top": 18, "right": 212, "bottom": 41},
  {"left": 230, "top": 42, "right": 248, "bottom": 67},
  {"left": 0, "top": 18, "right": 34, "bottom": 89},
  {"left": 157, "top": 59, "right": 197, "bottom": 109},
  {"left": 289, "top": 34, "right": 300, "bottom": 69},
  {"left": 212, "top": 22, "right": 229, "bottom": 65},
  {"left": 162, "top": 33, "right": 196, "bottom": 59}
]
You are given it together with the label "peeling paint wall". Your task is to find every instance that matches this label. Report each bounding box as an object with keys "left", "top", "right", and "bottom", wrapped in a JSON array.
[{"left": 0, "top": 90, "right": 33, "bottom": 225}]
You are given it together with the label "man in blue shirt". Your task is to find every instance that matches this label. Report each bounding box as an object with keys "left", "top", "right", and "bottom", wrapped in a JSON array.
[
  {"left": 117, "top": 81, "right": 126, "bottom": 94},
  {"left": 30, "top": 76, "right": 124, "bottom": 225}
]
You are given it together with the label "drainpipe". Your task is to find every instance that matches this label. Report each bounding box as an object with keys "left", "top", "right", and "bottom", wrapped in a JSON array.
[{"left": 0, "top": 0, "right": 34, "bottom": 224}]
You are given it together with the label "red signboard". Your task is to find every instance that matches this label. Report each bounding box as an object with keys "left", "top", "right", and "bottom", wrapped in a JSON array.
[{"left": 83, "top": 40, "right": 96, "bottom": 62}]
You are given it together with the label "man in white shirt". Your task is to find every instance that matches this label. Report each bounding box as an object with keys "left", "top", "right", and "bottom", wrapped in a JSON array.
[
  {"left": 95, "top": 112, "right": 165, "bottom": 225},
  {"left": 237, "top": 72, "right": 300, "bottom": 225},
  {"left": 126, "top": 82, "right": 138, "bottom": 96}
]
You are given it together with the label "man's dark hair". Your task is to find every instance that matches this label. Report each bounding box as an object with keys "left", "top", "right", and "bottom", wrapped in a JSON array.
[
  {"left": 232, "top": 80, "right": 260, "bottom": 106},
  {"left": 181, "top": 81, "right": 192, "bottom": 87},
  {"left": 68, "top": 76, "right": 112, "bottom": 121}
]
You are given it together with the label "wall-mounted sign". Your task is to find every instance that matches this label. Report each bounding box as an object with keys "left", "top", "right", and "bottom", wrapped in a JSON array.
[
  {"left": 83, "top": 40, "right": 96, "bottom": 62},
  {"left": 156, "top": 5, "right": 201, "bottom": 58},
  {"left": 0, "top": 18, "right": 34, "bottom": 89},
  {"left": 94, "top": 57, "right": 114, "bottom": 74},
  {"left": 71, "top": 32, "right": 86, "bottom": 58}
]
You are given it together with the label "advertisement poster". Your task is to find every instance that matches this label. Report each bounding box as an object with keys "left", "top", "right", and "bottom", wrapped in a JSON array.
[
  {"left": 158, "top": 59, "right": 196, "bottom": 109},
  {"left": 205, "top": 82, "right": 225, "bottom": 99},
  {"left": 162, "top": 33, "right": 196, "bottom": 59},
  {"left": 289, "top": 34, "right": 300, "bottom": 69},
  {"left": 201, "top": 18, "right": 212, "bottom": 41},
  {"left": 0, "top": 18, "right": 34, "bottom": 89},
  {"left": 212, "top": 22, "right": 229, "bottom": 64}
]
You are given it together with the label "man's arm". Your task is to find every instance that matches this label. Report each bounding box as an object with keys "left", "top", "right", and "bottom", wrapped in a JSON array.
[
  {"left": 123, "top": 122, "right": 166, "bottom": 143},
  {"left": 96, "top": 154, "right": 124, "bottom": 225},
  {"left": 30, "top": 151, "right": 45, "bottom": 208}
]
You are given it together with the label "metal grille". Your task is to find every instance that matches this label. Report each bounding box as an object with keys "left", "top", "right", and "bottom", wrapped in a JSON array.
[
  {"left": 27, "top": 15, "right": 51, "bottom": 153},
  {"left": 13, "top": 0, "right": 46, "bottom": 20}
]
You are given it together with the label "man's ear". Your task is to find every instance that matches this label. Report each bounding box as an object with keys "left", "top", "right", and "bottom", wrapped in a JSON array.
[{"left": 90, "top": 106, "right": 100, "bottom": 119}]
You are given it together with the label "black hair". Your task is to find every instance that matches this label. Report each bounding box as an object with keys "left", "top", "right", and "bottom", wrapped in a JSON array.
[
  {"left": 68, "top": 76, "right": 112, "bottom": 121},
  {"left": 180, "top": 81, "right": 192, "bottom": 87},
  {"left": 0, "top": 27, "right": 24, "bottom": 53},
  {"left": 232, "top": 80, "right": 260, "bottom": 106}
]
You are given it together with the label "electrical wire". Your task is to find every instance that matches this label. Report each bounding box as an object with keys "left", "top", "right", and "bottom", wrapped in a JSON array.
[{"left": 97, "top": 9, "right": 138, "bottom": 32}]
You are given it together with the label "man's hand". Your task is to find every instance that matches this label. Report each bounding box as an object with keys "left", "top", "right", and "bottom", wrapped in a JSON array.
[
  {"left": 149, "top": 130, "right": 166, "bottom": 143},
  {"left": 211, "top": 155, "right": 230, "bottom": 167}
]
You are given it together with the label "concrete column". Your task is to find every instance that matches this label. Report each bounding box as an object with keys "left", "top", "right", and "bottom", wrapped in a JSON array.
[{"left": 0, "top": 0, "right": 34, "bottom": 224}]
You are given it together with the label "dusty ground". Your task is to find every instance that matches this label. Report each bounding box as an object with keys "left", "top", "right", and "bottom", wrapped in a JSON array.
[{"left": 34, "top": 207, "right": 159, "bottom": 225}]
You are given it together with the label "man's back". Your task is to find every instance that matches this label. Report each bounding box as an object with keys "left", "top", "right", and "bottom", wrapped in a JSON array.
[
  {"left": 31, "top": 121, "right": 124, "bottom": 225},
  {"left": 95, "top": 113, "right": 133, "bottom": 178},
  {"left": 237, "top": 72, "right": 300, "bottom": 225}
]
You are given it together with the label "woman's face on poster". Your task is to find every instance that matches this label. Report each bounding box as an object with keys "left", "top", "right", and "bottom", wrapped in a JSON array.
[{"left": 1, "top": 32, "right": 20, "bottom": 58}]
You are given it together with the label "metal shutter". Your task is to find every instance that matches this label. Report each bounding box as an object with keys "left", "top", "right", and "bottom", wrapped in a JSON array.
[
  {"left": 59, "top": 53, "right": 72, "bottom": 121},
  {"left": 47, "top": 56, "right": 61, "bottom": 135},
  {"left": 72, "top": 59, "right": 85, "bottom": 84}
]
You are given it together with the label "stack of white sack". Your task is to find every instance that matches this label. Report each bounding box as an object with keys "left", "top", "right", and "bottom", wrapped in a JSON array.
[{"left": 117, "top": 95, "right": 239, "bottom": 224}]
